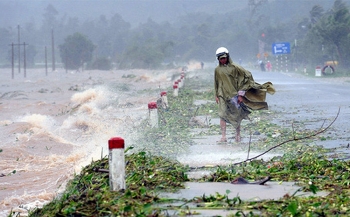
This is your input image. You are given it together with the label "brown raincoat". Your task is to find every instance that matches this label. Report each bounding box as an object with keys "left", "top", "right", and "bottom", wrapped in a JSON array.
[{"left": 214, "top": 58, "right": 275, "bottom": 128}]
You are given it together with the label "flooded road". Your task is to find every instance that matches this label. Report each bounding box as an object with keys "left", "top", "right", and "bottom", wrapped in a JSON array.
[
  {"left": 176, "top": 69, "right": 350, "bottom": 169},
  {"left": 259, "top": 71, "right": 350, "bottom": 159}
]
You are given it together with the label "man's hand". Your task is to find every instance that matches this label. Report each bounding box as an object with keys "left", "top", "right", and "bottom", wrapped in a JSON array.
[
  {"left": 215, "top": 97, "right": 219, "bottom": 104},
  {"left": 238, "top": 90, "right": 246, "bottom": 96},
  {"left": 237, "top": 95, "right": 244, "bottom": 104}
]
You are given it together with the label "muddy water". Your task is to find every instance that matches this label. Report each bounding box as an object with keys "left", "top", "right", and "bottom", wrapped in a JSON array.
[{"left": 0, "top": 68, "right": 177, "bottom": 216}]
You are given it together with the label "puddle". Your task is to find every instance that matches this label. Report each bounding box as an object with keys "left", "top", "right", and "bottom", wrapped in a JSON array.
[
  {"left": 161, "top": 181, "right": 328, "bottom": 201},
  {"left": 158, "top": 181, "right": 328, "bottom": 216},
  {"left": 156, "top": 205, "right": 254, "bottom": 217}
]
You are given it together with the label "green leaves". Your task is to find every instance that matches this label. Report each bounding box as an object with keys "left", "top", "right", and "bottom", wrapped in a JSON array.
[
  {"left": 287, "top": 201, "right": 299, "bottom": 216},
  {"left": 309, "top": 183, "right": 319, "bottom": 194}
]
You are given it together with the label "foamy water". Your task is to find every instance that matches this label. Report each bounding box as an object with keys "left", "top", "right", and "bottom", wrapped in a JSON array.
[{"left": 0, "top": 68, "right": 175, "bottom": 216}]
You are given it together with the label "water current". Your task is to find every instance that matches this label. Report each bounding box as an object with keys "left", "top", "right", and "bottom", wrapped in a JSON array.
[{"left": 0, "top": 68, "right": 179, "bottom": 216}]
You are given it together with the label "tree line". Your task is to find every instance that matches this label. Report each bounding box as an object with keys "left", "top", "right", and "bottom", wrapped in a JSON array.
[{"left": 0, "top": 0, "right": 349, "bottom": 71}]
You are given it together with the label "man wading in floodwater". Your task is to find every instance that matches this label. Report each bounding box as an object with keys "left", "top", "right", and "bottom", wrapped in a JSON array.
[{"left": 214, "top": 47, "right": 275, "bottom": 143}]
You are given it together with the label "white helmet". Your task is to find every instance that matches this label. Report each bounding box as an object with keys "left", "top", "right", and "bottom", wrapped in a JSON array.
[{"left": 216, "top": 47, "right": 229, "bottom": 58}]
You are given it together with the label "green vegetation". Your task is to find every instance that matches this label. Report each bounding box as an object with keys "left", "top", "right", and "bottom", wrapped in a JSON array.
[
  {"left": 119, "top": 40, "right": 174, "bottom": 69},
  {"left": 89, "top": 57, "right": 112, "bottom": 71}
]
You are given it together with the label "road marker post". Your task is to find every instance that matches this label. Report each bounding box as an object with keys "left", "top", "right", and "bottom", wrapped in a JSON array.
[
  {"left": 160, "top": 91, "right": 168, "bottom": 109},
  {"left": 148, "top": 102, "right": 158, "bottom": 128},
  {"left": 108, "top": 137, "right": 125, "bottom": 191},
  {"left": 173, "top": 84, "right": 178, "bottom": 97},
  {"left": 315, "top": 66, "right": 321, "bottom": 77}
]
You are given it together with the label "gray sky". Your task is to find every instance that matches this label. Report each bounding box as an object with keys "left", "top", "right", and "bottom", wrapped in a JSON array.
[{"left": 0, "top": 0, "right": 248, "bottom": 28}]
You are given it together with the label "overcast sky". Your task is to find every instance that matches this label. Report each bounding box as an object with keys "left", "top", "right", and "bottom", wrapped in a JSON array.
[{"left": 0, "top": 0, "right": 248, "bottom": 28}]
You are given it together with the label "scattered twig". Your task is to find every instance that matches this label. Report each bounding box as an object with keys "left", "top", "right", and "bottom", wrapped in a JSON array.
[
  {"left": 157, "top": 108, "right": 167, "bottom": 125},
  {"left": 94, "top": 168, "right": 109, "bottom": 173},
  {"left": 247, "top": 132, "right": 252, "bottom": 160},
  {"left": 231, "top": 176, "right": 271, "bottom": 185},
  {"left": 193, "top": 107, "right": 199, "bottom": 117}
]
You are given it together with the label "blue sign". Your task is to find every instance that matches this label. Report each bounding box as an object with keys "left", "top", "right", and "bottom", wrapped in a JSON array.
[{"left": 272, "top": 42, "right": 291, "bottom": 54}]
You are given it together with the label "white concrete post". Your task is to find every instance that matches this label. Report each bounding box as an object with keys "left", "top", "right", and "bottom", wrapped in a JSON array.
[
  {"left": 181, "top": 73, "right": 185, "bottom": 87},
  {"left": 148, "top": 102, "right": 158, "bottom": 128},
  {"left": 173, "top": 84, "right": 178, "bottom": 97},
  {"left": 160, "top": 91, "right": 168, "bottom": 109},
  {"left": 108, "top": 137, "right": 125, "bottom": 191},
  {"left": 315, "top": 66, "right": 321, "bottom": 77},
  {"left": 178, "top": 79, "right": 183, "bottom": 88}
]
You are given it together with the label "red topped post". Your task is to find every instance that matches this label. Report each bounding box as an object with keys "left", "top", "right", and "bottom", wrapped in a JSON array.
[
  {"left": 108, "top": 137, "right": 125, "bottom": 191},
  {"left": 148, "top": 102, "right": 158, "bottom": 127},
  {"left": 173, "top": 84, "right": 178, "bottom": 97},
  {"left": 160, "top": 91, "right": 169, "bottom": 109}
]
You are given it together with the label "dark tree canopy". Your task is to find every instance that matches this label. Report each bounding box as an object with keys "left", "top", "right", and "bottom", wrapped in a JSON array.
[{"left": 59, "top": 33, "right": 95, "bottom": 70}]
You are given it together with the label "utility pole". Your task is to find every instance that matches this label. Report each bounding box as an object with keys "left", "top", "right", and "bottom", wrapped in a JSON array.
[
  {"left": 23, "top": 42, "right": 27, "bottom": 78},
  {"left": 52, "top": 28, "right": 55, "bottom": 71},
  {"left": 9, "top": 42, "right": 27, "bottom": 79},
  {"left": 45, "top": 46, "right": 48, "bottom": 76},
  {"left": 11, "top": 43, "right": 14, "bottom": 79},
  {"left": 18, "top": 24, "right": 20, "bottom": 73}
]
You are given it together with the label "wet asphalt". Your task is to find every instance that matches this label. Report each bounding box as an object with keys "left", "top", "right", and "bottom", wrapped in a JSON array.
[{"left": 177, "top": 69, "right": 350, "bottom": 168}]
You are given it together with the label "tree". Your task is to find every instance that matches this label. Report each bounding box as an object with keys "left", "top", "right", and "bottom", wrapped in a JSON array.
[
  {"left": 309, "top": 5, "right": 324, "bottom": 25},
  {"left": 59, "top": 33, "right": 95, "bottom": 70},
  {"left": 119, "top": 39, "right": 174, "bottom": 69},
  {"left": 311, "top": 0, "right": 350, "bottom": 67},
  {"left": 247, "top": 0, "right": 268, "bottom": 28},
  {"left": 41, "top": 4, "right": 59, "bottom": 31},
  {"left": 0, "top": 27, "right": 12, "bottom": 63},
  {"left": 90, "top": 57, "right": 112, "bottom": 70},
  {"left": 25, "top": 45, "right": 37, "bottom": 67}
]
